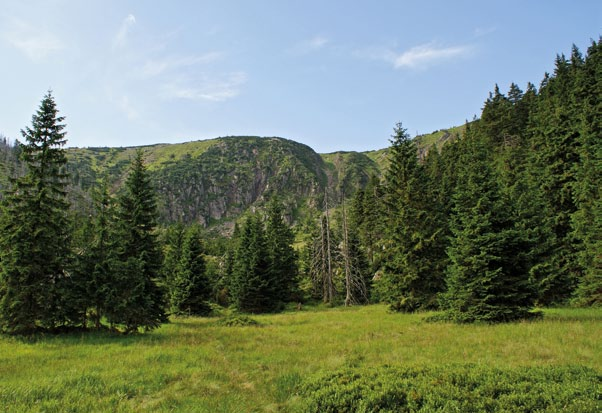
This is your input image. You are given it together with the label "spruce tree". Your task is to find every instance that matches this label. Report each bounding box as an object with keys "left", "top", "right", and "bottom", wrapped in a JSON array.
[
  {"left": 107, "top": 149, "right": 167, "bottom": 332},
  {"left": 299, "top": 211, "right": 329, "bottom": 301},
  {"left": 351, "top": 174, "right": 386, "bottom": 272},
  {"left": 0, "top": 92, "right": 73, "bottom": 334},
  {"left": 171, "top": 224, "right": 212, "bottom": 316},
  {"left": 480, "top": 84, "right": 514, "bottom": 146},
  {"left": 442, "top": 133, "right": 537, "bottom": 322},
  {"left": 265, "top": 199, "right": 298, "bottom": 307},
  {"left": 342, "top": 197, "right": 370, "bottom": 305},
  {"left": 379, "top": 123, "right": 445, "bottom": 311},
  {"left": 161, "top": 222, "right": 185, "bottom": 309},
  {"left": 73, "top": 178, "right": 118, "bottom": 329},
  {"left": 571, "top": 39, "right": 602, "bottom": 306},
  {"left": 527, "top": 53, "right": 583, "bottom": 304},
  {"left": 230, "top": 214, "right": 273, "bottom": 313}
]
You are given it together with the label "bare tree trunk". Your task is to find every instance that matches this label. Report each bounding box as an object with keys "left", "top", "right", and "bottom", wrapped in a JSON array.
[
  {"left": 319, "top": 189, "right": 336, "bottom": 305},
  {"left": 342, "top": 195, "right": 353, "bottom": 307},
  {"left": 320, "top": 213, "right": 329, "bottom": 303}
]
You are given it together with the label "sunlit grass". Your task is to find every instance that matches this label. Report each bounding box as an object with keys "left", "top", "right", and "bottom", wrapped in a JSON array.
[{"left": 0, "top": 305, "right": 600, "bottom": 412}]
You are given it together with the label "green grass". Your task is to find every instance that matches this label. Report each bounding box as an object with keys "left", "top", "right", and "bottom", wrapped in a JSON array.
[
  {"left": 68, "top": 139, "right": 220, "bottom": 174},
  {"left": 0, "top": 305, "right": 600, "bottom": 412},
  {"left": 142, "top": 139, "right": 220, "bottom": 170},
  {"left": 414, "top": 124, "right": 466, "bottom": 151}
]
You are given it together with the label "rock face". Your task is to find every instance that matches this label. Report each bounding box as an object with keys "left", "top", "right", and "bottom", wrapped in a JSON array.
[
  {"left": 1, "top": 130, "right": 461, "bottom": 229},
  {"left": 57, "top": 136, "right": 381, "bottom": 229},
  {"left": 152, "top": 137, "right": 328, "bottom": 226}
]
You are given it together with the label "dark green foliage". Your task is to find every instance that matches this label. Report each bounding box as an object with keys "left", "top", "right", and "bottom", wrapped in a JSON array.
[
  {"left": 215, "top": 314, "right": 260, "bottom": 327},
  {"left": 298, "top": 212, "right": 328, "bottom": 301},
  {"left": 107, "top": 150, "right": 166, "bottom": 332},
  {"left": 442, "top": 131, "right": 537, "bottom": 323},
  {"left": 229, "top": 201, "right": 299, "bottom": 312},
  {"left": 526, "top": 52, "right": 584, "bottom": 304},
  {"left": 349, "top": 175, "right": 386, "bottom": 272},
  {"left": 265, "top": 199, "right": 299, "bottom": 305},
  {"left": 297, "top": 365, "right": 601, "bottom": 413},
  {"left": 0, "top": 136, "right": 23, "bottom": 197},
  {"left": 212, "top": 306, "right": 261, "bottom": 327},
  {"left": 378, "top": 123, "right": 446, "bottom": 312},
  {"left": 160, "top": 222, "right": 185, "bottom": 301},
  {"left": 571, "top": 39, "right": 602, "bottom": 306},
  {"left": 170, "top": 224, "right": 212, "bottom": 316},
  {"left": 73, "top": 178, "right": 119, "bottom": 329},
  {"left": 230, "top": 214, "right": 274, "bottom": 313},
  {"left": 0, "top": 92, "right": 73, "bottom": 334}
]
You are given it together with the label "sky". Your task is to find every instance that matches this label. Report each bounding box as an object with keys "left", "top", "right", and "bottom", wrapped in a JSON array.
[{"left": 0, "top": 1, "right": 600, "bottom": 153}]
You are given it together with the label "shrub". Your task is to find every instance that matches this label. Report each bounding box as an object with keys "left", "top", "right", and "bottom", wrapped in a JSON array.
[
  {"left": 210, "top": 304, "right": 261, "bottom": 327},
  {"left": 296, "top": 365, "right": 601, "bottom": 412}
]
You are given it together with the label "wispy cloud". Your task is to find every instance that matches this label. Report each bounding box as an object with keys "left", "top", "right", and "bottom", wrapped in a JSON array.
[
  {"left": 308, "top": 36, "right": 329, "bottom": 50},
  {"left": 160, "top": 72, "right": 248, "bottom": 102},
  {"left": 289, "top": 35, "right": 330, "bottom": 55},
  {"left": 141, "top": 52, "right": 224, "bottom": 78},
  {"left": 113, "top": 14, "right": 136, "bottom": 49},
  {"left": 3, "top": 18, "right": 64, "bottom": 61},
  {"left": 355, "top": 42, "right": 473, "bottom": 70},
  {"left": 393, "top": 43, "right": 472, "bottom": 69}
]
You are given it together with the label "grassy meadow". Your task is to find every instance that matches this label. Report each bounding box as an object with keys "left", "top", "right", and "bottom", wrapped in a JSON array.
[{"left": 0, "top": 305, "right": 600, "bottom": 412}]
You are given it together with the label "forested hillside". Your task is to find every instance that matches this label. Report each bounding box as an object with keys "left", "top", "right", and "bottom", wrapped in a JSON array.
[
  {"left": 0, "top": 39, "right": 599, "bottom": 335},
  {"left": 63, "top": 137, "right": 387, "bottom": 229},
  {"left": 1, "top": 123, "right": 464, "bottom": 231}
]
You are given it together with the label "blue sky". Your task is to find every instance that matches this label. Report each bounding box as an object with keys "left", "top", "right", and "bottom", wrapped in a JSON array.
[{"left": 0, "top": 1, "right": 600, "bottom": 153}]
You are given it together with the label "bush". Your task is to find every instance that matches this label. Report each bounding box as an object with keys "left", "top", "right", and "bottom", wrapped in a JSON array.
[
  {"left": 214, "top": 314, "right": 260, "bottom": 327},
  {"left": 296, "top": 365, "right": 600, "bottom": 412},
  {"left": 210, "top": 304, "right": 261, "bottom": 327}
]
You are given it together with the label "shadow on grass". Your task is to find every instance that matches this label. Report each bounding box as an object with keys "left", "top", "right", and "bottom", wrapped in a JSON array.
[{"left": 2, "top": 322, "right": 185, "bottom": 346}]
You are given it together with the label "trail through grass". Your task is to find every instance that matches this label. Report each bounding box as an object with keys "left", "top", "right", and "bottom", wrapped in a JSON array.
[{"left": 0, "top": 305, "right": 600, "bottom": 412}]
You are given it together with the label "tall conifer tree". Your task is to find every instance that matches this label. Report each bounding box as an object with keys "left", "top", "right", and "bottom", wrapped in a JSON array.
[
  {"left": 230, "top": 214, "right": 273, "bottom": 312},
  {"left": 171, "top": 224, "right": 212, "bottom": 316},
  {"left": 107, "top": 150, "right": 166, "bottom": 332},
  {"left": 74, "top": 178, "right": 119, "bottom": 329},
  {"left": 571, "top": 39, "right": 602, "bottom": 306},
  {"left": 0, "top": 92, "right": 72, "bottom": 334},
  {"left": 527, "top": 52, "right": 583, "bottom": 304},
  {"left": 442, "top": 132, "right": 537, "bottom": 322},
  {"left": 265, "top": 199, "right": 298, "bottom": 306},
  {"left": 379, "top": 123, "right": 445, "bottom": 311}
]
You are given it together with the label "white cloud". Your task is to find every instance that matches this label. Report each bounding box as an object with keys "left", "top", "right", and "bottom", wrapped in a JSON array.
[
  {"left": 308, "top": 36, "right": 329, "bottom": 50},
  {"left": 141, "top": 52, "right": 224, "bottom": 78},
  {"left": 113, "top": 14, "right": 136, "bottom": 48},
  {"left": 393, "top": 43, "right": 472, "bottom": 69},
  {"left": 160, "top": 72, "right": 247, "bottom": 102},
  {"left": 289, "top": 35, "right": 329, "bottom": 55},
  {"left": 355, "top": 42, "right": 473, "bottom": 70},
  {"left": 3, "top": 18, "right": 64, "bottom": 61}
]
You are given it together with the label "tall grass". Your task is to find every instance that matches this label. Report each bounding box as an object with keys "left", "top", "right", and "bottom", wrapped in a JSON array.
[{"left": 0, "top": 305, "right": 599, "bottom": 412}]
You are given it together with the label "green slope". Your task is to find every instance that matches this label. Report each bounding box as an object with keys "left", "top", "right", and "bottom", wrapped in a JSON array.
[{"left": 1, "top": 126, "right": 465, "bottom": 229}]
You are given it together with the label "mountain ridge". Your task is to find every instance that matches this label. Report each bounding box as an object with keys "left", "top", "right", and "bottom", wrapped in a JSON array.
[{"left": 2, "top": 126, "right": 464, "bottom": 231}]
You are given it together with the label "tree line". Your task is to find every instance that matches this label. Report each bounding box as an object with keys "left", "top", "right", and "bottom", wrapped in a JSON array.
[
  {"left": 325, "top": 39, "right": 600, "bottom": 321},
  {"left": 0, "top": 39, "right": 599, "bottom": 334}
]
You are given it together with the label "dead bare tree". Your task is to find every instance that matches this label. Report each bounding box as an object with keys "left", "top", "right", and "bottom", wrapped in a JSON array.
[
  {"left": 340, "top": 194, "right": 368, "bottom": 306},
  {"left": 322, "top": 190, "right": 335, "bottom": 304}
]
